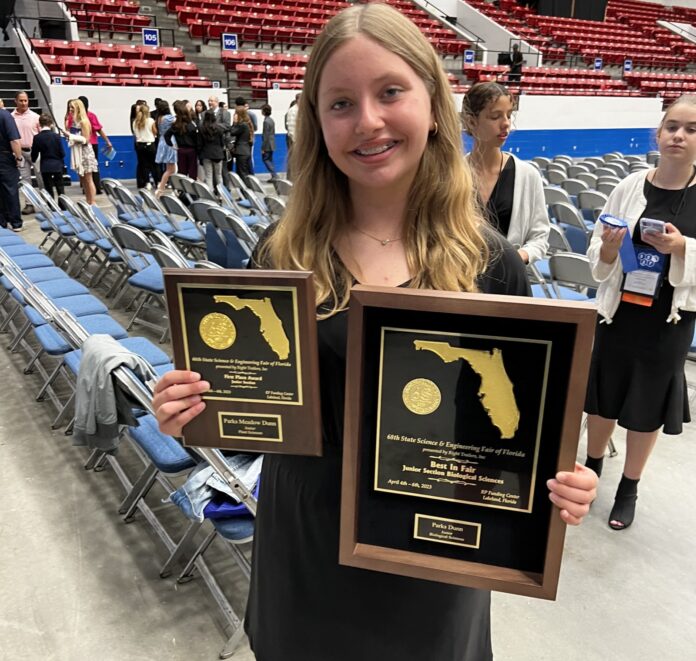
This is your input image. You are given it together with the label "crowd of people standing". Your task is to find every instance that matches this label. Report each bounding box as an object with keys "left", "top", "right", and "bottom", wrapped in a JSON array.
[
  {"left": 0, "top": 90, "right": 111, "bottom": 229},
  {"left": 130, "top": 95, "right": 277, "bottom": 196}
]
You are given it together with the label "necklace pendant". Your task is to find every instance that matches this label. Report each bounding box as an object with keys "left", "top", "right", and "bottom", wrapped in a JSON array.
[{"left": 381, "top": 239, "right": 389, "bottom": 246}]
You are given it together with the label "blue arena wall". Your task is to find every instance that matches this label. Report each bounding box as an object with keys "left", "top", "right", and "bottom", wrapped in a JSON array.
[
  {"left": 82, "top": 135, "right": 290, "bottom": 181},
  {"left": 71, "top": 127, "right": 654, "bottom": 182},
  {"left": 463, "top": 128, "right": 656, "bottom": 161}
]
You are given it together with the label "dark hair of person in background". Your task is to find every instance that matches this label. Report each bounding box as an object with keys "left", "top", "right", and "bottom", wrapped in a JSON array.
[
  {"left": 78, "top": 95, "right": 89, "bottom": 111},
  {"left": 461, "top": 82, "right": 515, "bottom": 136},
  {"left": 199, "top": 109, "right": 219, "bottom": 141},
  {"left": 261, "top": 104, "right": 272, "bottom": 117},
  {"left": 194, "top": 99, "right": 206, "bottom": 115},
  {"left": 172, "top": 99, "right": 192, "bottom": 134}
]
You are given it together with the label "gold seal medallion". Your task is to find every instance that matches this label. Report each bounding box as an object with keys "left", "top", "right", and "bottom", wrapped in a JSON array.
[
  {"left": 199, "top": 312, "right": 237, "bottom": 350},
  {"left": 402, "top": 378, "right": 441, "bottom": 415}
]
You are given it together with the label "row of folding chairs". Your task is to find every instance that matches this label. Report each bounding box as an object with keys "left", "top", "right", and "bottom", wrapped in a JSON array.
[
  {"left": 25, "top": 180, "right": 261, "bottom": 341},
  {"left": 531, "top": 152, "right": 652, "bottom": 194},
  {"left": 166, "top": 171, "right": 288, "bottom": 227},
  {"left": 0, "top": 229, "right": 257, "bottom": 659},
  {"left": 22, "top": 184, "right": 176, "bottom": 341},
  {"left": 100, "top": 175, "right": 284, "bottom": 261}
]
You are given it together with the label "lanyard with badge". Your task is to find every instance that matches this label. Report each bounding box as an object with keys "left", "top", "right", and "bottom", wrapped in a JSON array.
[
  {"left": 621, "top": 232, "right": 667, "bottom": 306},
  {"left": 605, "top": 166, "right": 695, "bottom": 307}
]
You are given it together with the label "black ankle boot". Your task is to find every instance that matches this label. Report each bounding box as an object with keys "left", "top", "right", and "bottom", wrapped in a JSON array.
[
  {"left": 585, "top": 454, "right": 604, "bottom": 478},
  {"left": 608, "top": 475, "right": 639, "bottom": 531}
]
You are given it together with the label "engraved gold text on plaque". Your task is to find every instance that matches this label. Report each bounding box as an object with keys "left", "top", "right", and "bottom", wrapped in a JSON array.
[
  {"left": 214, "top": 295, "right": 290, "bottom": 359},
  {"left": 414, "top": 340, "right": 520, "bottom": 439},
  {"left": 402, "top": 378, "right": 441, "bottom": 415},
  {"left": 199, "top": 312, "right": 237, "bottom": 350}
]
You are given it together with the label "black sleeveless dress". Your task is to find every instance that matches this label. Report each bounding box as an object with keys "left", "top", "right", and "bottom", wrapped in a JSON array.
[
  {"left": 244, "top": 240, "right": 530, "bottom": 661},
  {"left": 584, "top": 179, "right": 696, "bottom": 434},
  {"left": 486, "top": 156, "right": 516, "bottom": 238}
]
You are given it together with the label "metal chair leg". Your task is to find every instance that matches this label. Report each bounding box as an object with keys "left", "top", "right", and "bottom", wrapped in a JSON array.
[
  {"left": 51, "top": 391, "right": 75, "bottom": 429},
  {"left": 119, "top": 463, "right": 158, "bottom": 521},
  {"left": 23, "top": 346, "right": 45, "bottom": 374},
  {"left": 84, "top": 449, "right": 102, "bottom": 470},
  {"left": 8, "top": 319, "right": 32, "bottom": 352},
  {"left": 177, "top": 529, "right": 217, "bottom": 583},
  {"left": 0, "top": 303, "right": 20, "bottom": 332},
  {"left": 219, "top": 623, "right": 247, "bottom": 660},
  {"left": 36, "top": 359, "right": 64, "bottom": 401},
  {"left": 159, "top": 519, "right": 204, "bottom": 579}
]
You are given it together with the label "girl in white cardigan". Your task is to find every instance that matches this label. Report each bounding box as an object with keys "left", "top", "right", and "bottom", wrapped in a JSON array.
[
  {"left": 585, "top": 95, "right": 696, "bottom": 531},
  {"left": 462, "top": 82, "right": 549, "bottom": 264}
]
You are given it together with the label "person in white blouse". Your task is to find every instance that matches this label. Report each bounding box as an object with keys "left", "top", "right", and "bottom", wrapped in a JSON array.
[
  {"left": 462, "top": 82, "right": 549, "bottom": 264},
  {"left": 132, "top": 102, "right": 159, "bottom": 189}
]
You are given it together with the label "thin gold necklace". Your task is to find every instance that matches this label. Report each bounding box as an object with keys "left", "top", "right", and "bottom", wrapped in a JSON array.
[{"left": 352, "top": 225, "right": 403, "bottom": 246}]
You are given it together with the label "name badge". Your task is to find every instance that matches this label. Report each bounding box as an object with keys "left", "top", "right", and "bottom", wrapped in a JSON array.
[{"left": 621, "top": 245, "right": 666, "bottom": 306}]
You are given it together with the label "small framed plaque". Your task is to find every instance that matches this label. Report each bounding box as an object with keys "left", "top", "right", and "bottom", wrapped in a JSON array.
[
  {"left": 163, "top": 269, "right": 322, "bottom": 455},
  {"left": 340, "top": 286, "right": 596, "bottom": 599}
]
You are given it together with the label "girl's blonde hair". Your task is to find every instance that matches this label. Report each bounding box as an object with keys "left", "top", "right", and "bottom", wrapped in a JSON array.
[
  {"left": 69, "top": 99, "right": 92, "bottom": 139},
  {"left": 260, "top": 3, "right": 489, "bottom": 315},
  {"left": 133, "top": 102, "right": 150, "bottom": 131}
]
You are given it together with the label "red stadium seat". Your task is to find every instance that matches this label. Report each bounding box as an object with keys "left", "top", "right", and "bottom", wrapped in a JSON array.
[
  {"left": 131, "top": 60, "right": 154, "bottom": 76},
  {"left": 95, "top": 43, "right": 122, "bottom": 58},
  {"left": 109, "top": 59, "right": 132, "bottom": 75},
  {"left": 159, "top": 47, "right": 186, "bottom": 61},
  {"left": 52, "top": 41, "right": 77, "bottom": 57},
  {"left": 83, "top": 57, "right": 111, "bottom": 75},
  {"left": 172, "top": 61, "right": 199, "bottom": 76},
  {"left": 31, "top": 39, "right": 53, "bottom": 56}
]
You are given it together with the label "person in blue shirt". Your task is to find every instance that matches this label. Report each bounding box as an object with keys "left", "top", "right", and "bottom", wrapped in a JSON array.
[
  {"left": 31, "top": 114, "right": 66, "bottom": 200},
  {"left": 0, "top": 106, "right": 23, "bottom": 231}
]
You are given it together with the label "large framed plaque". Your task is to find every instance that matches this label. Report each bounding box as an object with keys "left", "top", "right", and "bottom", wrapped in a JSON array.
[
  {"left": 340, "top": 286, "right": 596, "bottom": 598},
  {"left": 163, "top": 269, "right": 322, "bottom": 455}
]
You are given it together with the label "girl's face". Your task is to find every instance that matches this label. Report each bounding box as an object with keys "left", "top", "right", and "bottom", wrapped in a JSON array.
[
  {"left": 657, "top": 103, "right": 696, "bottom": 163},
  {"left": 317, "top": 35, "right": 434, "bottom": 201},
  {"left": 470, "top": 95, "right": 513, "bottom": 147},
  {"left": 195, "top": 101, "right": 205, "bottom": 113}
]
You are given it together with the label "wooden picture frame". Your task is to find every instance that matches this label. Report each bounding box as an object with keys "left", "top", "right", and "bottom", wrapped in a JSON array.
[{"left": 340, "top": 286, "right": 596, "bottom": 599}]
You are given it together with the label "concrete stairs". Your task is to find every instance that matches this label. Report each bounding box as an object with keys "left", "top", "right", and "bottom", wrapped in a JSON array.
[{"left": 0, "top": 47, "right": 39, "bottom": 112}]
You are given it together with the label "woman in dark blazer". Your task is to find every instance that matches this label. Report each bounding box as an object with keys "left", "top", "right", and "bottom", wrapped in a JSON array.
[
  {"left": 229, "top": 107, "right": 253, "bottom": 185},
  {"left": 197, "top": 110, "right": 225, "bottom": 191}
]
